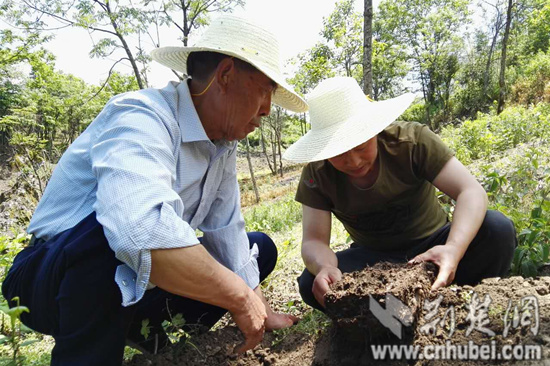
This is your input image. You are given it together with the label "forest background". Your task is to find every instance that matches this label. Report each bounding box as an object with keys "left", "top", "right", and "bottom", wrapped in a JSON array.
[{"left": 0, "top": 0, "right": 549, "bottom": 364}]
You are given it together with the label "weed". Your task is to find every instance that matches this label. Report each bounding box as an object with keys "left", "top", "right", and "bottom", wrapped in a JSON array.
[
  {"left": 0, "top": 297, "right": 38, "bottom": 365},
  {"left": 271, "top": 309, "right": 331, "bottom": 347}
]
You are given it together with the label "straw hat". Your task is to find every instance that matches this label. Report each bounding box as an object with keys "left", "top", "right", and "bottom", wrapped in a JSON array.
[
  {"left": 283, "top": 77, "right": 415, "bottom": 163},
  {"left": 150, "top": 15, "right": 308, "bottom": 113}
]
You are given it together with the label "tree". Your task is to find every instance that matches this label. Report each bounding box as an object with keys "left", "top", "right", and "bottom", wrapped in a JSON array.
[
  {"left": 156, "top": 0, "right": 244, "bottom": 47},
  {"left": 497, "top": 0, "right": 513, "bottom": 114},
  {"left": 525, "top": 1, "right": 550, "bottom": 54},
  {"left": 321, "top": 0, "right": 363, "bottom": 80},
  {"left": 363, "top": 0, "right": 373, "bottom": 97},
  {"left": 370, "top": 34, "right": 408, "bottom": 100},
  {"left": 0, "top": 28, "right": 51, "bottom": 145},
  {"left": 377, "top": 0, "right": 471, "bottom": 128},
  {"left": 289, "top": 44, "right": 335, "bottom": 96},
  {"left": 262, "top": 106, "right": 286, "bottom": 177},
  {"left": 244, "top": 136, "right": 259, "bottom": 203},
  {"left": 479, "top": 0, "right": 506, "bottom": 101},
  {"left": 1, "top": 0, "right": 153, "bottom": 89}
]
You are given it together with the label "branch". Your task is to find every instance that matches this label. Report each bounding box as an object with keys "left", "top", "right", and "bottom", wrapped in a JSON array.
[
  {"left": 84, "top": 57, "right": 129, "bottom": 104},
  {"left": 20, "top": 0, "right": 119, "bottom": 37},
  {"left": 162, "top": 9, "right": 185, "bottom": 33}
]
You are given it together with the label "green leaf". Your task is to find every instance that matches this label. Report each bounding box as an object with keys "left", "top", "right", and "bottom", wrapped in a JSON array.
[
  {"left": 542, "top": 245, "right": 549, "bottom": 262},
  {"left": 531, "top": 207, "right": 542, "bottom": 219},
  {"left": 171, "top": 313, "right": 185, "bottom": 328},
  {"left": 140, "top": 318, "right": 150, "bottom": 340},
  {"left": 20, "top": 339, "right": 39, "bottom": 347}
]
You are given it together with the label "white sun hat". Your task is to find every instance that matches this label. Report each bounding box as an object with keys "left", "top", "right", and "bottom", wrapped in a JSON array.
[
  {"left": 150, "top": 15, "right": 308, "bottom": 113},
  {"left": 283, "top": 77, "right": 416, "bottom": 163}
]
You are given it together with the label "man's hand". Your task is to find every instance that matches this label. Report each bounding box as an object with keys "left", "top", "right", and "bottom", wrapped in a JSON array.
[
  {"left": 312, "top": 266, "right": 342, "bottom": 307},
  {"left": 230, "top": 288, "right": 267, "bottom": 353},
  {"left": 409, "top": 244, "right": 463, "bottom": 291}
]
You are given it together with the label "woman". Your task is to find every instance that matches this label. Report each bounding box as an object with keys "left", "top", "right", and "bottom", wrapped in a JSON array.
[{"left": 283, "top": 77, "right": 516, "bottom": 310}]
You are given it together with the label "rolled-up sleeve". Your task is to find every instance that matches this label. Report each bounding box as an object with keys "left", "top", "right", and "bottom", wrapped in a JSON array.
[
  {"left": 199, "top": 145, "right": 260, "bottom": 290},
  {"left": 90, "top": 98, "right": 200, "bottom": 306}
]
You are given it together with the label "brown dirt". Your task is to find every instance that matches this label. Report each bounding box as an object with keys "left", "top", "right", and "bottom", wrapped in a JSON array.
[{"left": 125, "top": 263, "right": 550, "bottom": 366}]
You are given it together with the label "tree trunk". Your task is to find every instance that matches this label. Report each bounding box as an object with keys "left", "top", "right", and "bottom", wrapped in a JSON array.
[
  {"left": 277, "top": 130, "right": 283, "bottom": 177},
  {"left": 271, "top": 138, "right": 277, "bottom": 176},
  {"left": 497, "top": 0, "right": 513, "bottom": 115},
  {"left": 105, "top": 1, "right": 145, "bottom": 89},
  {"left": 484, "top": 10, "right": 503, "bottom": 100},
  {"left": 259, "top": 124, "right": 275, "bottom": 174},
  {"left": 363, "top": 0, "right": 373, "bottom": 97},
  {"left": 245, "top": 137, "right": 260, "bottom": 203}
]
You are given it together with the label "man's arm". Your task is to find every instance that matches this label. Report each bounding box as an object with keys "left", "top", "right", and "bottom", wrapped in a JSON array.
[
  {"left": 90, "top": 98, "right": 268, "bottom": 352},
  {"left": 301, "top": 204, "right": 340, "bottom": 307},
  {"left": 150, "top": 245, "right": 267, "bottom": 353},
  {"left": 410, "top": 157, "right": 488, "bottom": 290},
  {"left": 199, "top": 145, "right": 296, "bottom": 334}
]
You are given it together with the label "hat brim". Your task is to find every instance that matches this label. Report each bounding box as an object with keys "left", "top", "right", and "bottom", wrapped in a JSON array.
[
  {"left": 151, "top": 47, "right": 308, "bottom": 113},
  {"left": 282, "top": 93, "right": 416, "bottom": 163}
]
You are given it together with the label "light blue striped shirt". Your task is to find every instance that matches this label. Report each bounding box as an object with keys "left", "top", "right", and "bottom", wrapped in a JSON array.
[{"left": 28, "top": 81, "right": 260, "bottom": 306}]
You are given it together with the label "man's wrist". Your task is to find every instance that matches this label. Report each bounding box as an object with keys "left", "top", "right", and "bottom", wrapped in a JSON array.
[{"left": 228, "top": 285, "right": 256, "bottom": 314}]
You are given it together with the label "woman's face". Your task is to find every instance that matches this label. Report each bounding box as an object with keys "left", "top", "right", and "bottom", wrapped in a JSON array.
[{"left": 327, "top": 136, "right": 378, "bottom": 178}]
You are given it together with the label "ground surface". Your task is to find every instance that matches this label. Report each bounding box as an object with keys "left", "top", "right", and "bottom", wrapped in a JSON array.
[
  {"left": 1, "top": 148, "right": 549, "bottom": 365},
  {"left": 126, "top": 263, "right": 550, "bottom": 366}
]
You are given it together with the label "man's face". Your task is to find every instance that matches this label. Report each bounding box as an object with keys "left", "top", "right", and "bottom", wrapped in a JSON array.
[
  {"left": 219, "top": 67, "right": 275, "bottom": 141},
  {"left": 328, "top": 136, "right": 378, "bottom": 178}
]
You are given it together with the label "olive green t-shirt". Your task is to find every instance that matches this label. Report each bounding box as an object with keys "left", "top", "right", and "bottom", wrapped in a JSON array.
[{"left": 295, "top": 121, "right": 454, "bottom": 251}]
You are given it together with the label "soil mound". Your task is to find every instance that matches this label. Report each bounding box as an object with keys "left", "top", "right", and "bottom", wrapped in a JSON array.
[{"left": 126, "top": 263, "right": 550, "bottom": 366}]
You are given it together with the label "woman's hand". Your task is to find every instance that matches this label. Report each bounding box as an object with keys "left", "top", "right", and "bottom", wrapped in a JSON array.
[{"left": 409, "top": 244, "right": 463, "bottom": 290}]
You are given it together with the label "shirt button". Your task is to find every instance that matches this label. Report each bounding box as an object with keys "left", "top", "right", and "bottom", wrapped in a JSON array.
[{"left": 122, "top": 280, "right": 128, "bottom": 286}]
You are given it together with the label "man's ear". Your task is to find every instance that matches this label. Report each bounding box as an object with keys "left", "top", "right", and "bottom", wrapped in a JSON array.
[{"left": 215, "top": 57, "right": 236, "bottom": 94}]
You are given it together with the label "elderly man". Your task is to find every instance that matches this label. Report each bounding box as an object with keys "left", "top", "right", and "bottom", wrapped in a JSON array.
[{"left": 2, "top": 15, "right": 307, "bottom": 365}]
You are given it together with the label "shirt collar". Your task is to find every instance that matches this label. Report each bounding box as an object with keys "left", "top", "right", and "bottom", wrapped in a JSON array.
[
  {"left": 176, "top": 80, "right": 211, "bottom": 144},
  {"left": 176, "top": 81, "right": 235, "bottom": 150}
]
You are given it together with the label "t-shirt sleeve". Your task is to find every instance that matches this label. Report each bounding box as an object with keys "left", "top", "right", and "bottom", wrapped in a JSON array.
[
  {"left": 412, "top": 125, "right": 455, "bottom": 182},
  {"left": 295, "top": 163, "right": 332, "bottom": 211}
]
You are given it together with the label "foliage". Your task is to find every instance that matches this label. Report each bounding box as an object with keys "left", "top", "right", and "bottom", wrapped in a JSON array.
[
  {"left": 0, "top": 0, "right": 150, "bottom": 88},
  {"left": 510, "top": 51, "right": 550, "bottom": 105},
  {"left": 442, "top": 102, "right": 550, "bottom": 277},
  {"left": 377, "top": 0, "right": 470, "bottom": 127},
  {"left": 440, "top": 103, "right": 550, "bottom": 164},
  {"left": 271, "top": 309, "right": 330, "bottom": 347},
  {"left": 0, "top": 297, "right": 38, "bottom": 365},
  {"left": 289, "top": 0, "right": 409, "bottom": 100},
  {"left": 479, "top": 150, "right": 550, "bottom": 277},
  {"left": 370, "top": 38, "right": 408, "bottom": 100},
  {"left": 321, "top": 0, "right": 363, "bottom": 80},
  {"left": 288, "top": 43, "right": 336, "bottom": 96},
  {"left": 244, "top": 195, "right": 302, "bottom": 234},
  {"left": 157, "top": 0, "right": 244, "bottom": 46},
  {"left": 0, "top": 233, "right": 28, "bottom": 280}
]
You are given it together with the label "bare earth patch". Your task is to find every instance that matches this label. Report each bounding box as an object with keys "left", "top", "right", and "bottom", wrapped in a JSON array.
[{"left": 125, "top": 263, "right": 550, "bottom": 366}]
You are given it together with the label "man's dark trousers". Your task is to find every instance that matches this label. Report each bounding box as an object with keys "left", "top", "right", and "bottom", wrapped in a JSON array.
[{"left": 2, "top": 212, "right": 278, "bottom": 365}]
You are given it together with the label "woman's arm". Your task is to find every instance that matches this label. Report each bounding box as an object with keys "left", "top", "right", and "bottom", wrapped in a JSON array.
[
  {"left": 411, "top": 157, "right": 488, "bottom": 290},
  {"left": 301, "top": 205, "right": 341, "bottom": 307}
]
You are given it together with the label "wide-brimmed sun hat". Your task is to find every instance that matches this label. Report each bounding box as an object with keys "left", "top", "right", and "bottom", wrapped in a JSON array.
[
  {"left": 150, "top": 15, "right": 308, "bottom": 113},
  {"left": 283, "top": 77, "right": 415, "bottom": 163}
]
